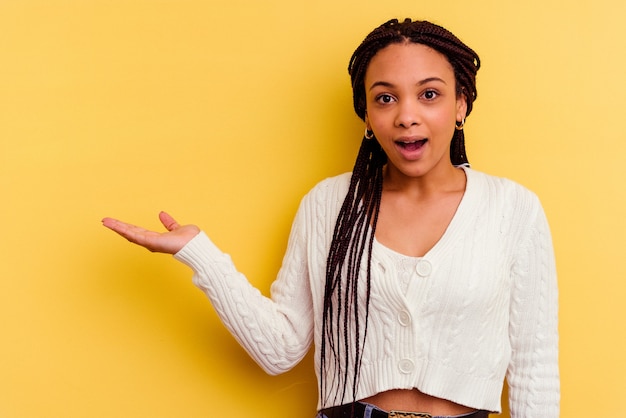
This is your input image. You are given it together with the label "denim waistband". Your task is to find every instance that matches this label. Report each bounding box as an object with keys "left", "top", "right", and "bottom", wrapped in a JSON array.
[{"left": 318, "top": 402, "right": 489, "bottom": 418}]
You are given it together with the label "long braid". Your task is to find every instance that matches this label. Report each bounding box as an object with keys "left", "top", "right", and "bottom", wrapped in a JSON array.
[
  {"left": 321, "top": 134, "right": 385, "bottom": 406},
  {"left": 320, "top": 18, "right": 480, "bottom": 410}
]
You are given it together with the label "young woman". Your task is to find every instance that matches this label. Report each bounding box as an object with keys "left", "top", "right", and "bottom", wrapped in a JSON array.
[{"left": 102, "top": 18, "right": 559, "bottom": 418}]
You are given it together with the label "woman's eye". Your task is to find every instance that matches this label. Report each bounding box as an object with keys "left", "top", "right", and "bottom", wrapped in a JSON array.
[
  {"left": 422, "top": 90, "right": 439, "bottom": 100},
  {"left": 376, "top": 94, "right": 395, "bottom": 104}
]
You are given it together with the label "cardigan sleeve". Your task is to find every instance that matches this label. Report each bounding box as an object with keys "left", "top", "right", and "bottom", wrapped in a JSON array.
[
  {"left": 507, "top": 196, "right": 560, "bottom": 417},
  {"left": 173, "top": 197, "right": 314, "bottom": 376}
]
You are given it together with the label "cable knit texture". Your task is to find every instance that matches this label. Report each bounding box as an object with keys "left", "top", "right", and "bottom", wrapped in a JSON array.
[{"left": 174, "top": 167, "right": 559, "bottom": 416}]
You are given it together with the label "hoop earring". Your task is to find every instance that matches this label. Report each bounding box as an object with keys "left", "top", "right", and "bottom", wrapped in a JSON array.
[
  {"left": 455, "top": 118, "right": 465, "bottom": 131},
  {"left": 364, "top": 128, "right": 375, "bottom": 140}
]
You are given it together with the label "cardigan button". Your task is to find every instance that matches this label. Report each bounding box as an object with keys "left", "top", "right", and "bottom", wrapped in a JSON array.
[
  {"left": 398, "top": 358, "right": 414, "bottom": 374},
  {"left": 398, "top": 310, "right": 411, "bottom": 326},
  {"left": 415, "top": 260, "right": 432, "bottom": 277}
]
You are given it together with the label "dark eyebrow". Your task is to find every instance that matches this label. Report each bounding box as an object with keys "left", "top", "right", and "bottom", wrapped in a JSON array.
[{"left": 368, "top": 77, "right": 447, "bottom": 91}]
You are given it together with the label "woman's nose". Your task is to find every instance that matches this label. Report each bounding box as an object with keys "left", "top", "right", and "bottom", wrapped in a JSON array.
[{"left": 395, "top": 100, "right": 421, "bottom": 128}]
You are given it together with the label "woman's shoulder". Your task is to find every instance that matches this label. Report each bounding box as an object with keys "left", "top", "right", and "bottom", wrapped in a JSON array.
[
  {"left": 291, "top": 173, "right": 352, "bottom": 222},
  {"left": 464, "top": 166, "right": 544, "bottom": 218},
  {"left": 304, "top": 172, "right": 352, "bottom": 201},
  {"left": 466, "top": 166, "right": 539, "bottom": 201},
  {"left": 297, "top": 173, "right": 352, "bottom": 228}
]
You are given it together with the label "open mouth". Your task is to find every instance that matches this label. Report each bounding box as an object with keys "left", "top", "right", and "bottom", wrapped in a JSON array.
[{"left": 396, "top": 138, "right": 428, "bottom": 151}]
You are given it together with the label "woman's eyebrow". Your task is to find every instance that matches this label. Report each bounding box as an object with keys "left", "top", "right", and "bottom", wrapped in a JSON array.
[
  {"left": 368, "top": 77, "right": 447, "bottom": 91},
  {"left": 417, "top": 77, "right": 447, "bottom": 86}
]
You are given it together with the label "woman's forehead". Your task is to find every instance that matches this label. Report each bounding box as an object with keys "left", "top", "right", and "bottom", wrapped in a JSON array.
[{"left": 365, "top": 43, "right": 455, "bottom": 85}]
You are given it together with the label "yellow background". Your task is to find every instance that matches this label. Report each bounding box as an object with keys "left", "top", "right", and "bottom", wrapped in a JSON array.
[{"left": 1, "top": 0, "right": 624, "bottom": 417}]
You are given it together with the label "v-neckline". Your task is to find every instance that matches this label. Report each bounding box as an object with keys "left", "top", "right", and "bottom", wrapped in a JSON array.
[{"left": 372, "top": 165, "right": 478, "bottom": 261}]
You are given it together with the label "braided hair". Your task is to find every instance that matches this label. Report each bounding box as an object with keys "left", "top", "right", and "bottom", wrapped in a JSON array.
[{"left": 320, "top": 18, "right": 480, "bottom": 408}]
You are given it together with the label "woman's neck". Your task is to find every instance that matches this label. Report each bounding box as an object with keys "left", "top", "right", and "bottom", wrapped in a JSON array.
[{"left": 382, "top": 164, "right": 466, "bottom": 199}]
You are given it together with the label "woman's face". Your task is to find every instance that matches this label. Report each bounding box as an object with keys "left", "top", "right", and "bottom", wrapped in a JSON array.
[{"left": 364, "top": 42, "right": 466, "bottom": 181}]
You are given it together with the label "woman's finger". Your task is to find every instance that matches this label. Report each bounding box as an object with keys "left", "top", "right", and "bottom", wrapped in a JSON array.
[
  {"left": 159, "top": 211, "right": 180, "bottom": 231},
  {"left": 102, "top": 217, "right": 154, "bottom": 245}
]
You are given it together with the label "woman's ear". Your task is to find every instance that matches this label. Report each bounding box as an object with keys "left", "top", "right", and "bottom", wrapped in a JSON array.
[{"left": 456, "top": 94, "right": 468, "bottom": 123}]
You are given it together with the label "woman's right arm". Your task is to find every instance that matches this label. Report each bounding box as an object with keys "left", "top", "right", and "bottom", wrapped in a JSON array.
[{"left": 102, "top": 204, "right": 315, "bottom": 375}]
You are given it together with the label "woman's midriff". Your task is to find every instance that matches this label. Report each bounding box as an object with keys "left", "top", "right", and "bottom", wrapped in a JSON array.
[{"left": 361, "top": 389, "right": 476, "bottom": 415}]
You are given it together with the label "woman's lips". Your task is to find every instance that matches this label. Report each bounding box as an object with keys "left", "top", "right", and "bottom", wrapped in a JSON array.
[{"left": 396, "top": 138, "right": 428, "bottom": 152}]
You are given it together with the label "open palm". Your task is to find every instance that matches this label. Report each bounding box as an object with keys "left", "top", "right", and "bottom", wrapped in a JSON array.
[{"left": 102, "top": 211, "right": 200, "bottom": 254}]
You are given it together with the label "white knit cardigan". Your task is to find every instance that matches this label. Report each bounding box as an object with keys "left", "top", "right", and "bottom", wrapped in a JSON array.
[{"left": 174, "top": 167, "right": 560, "bottom": 417}]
